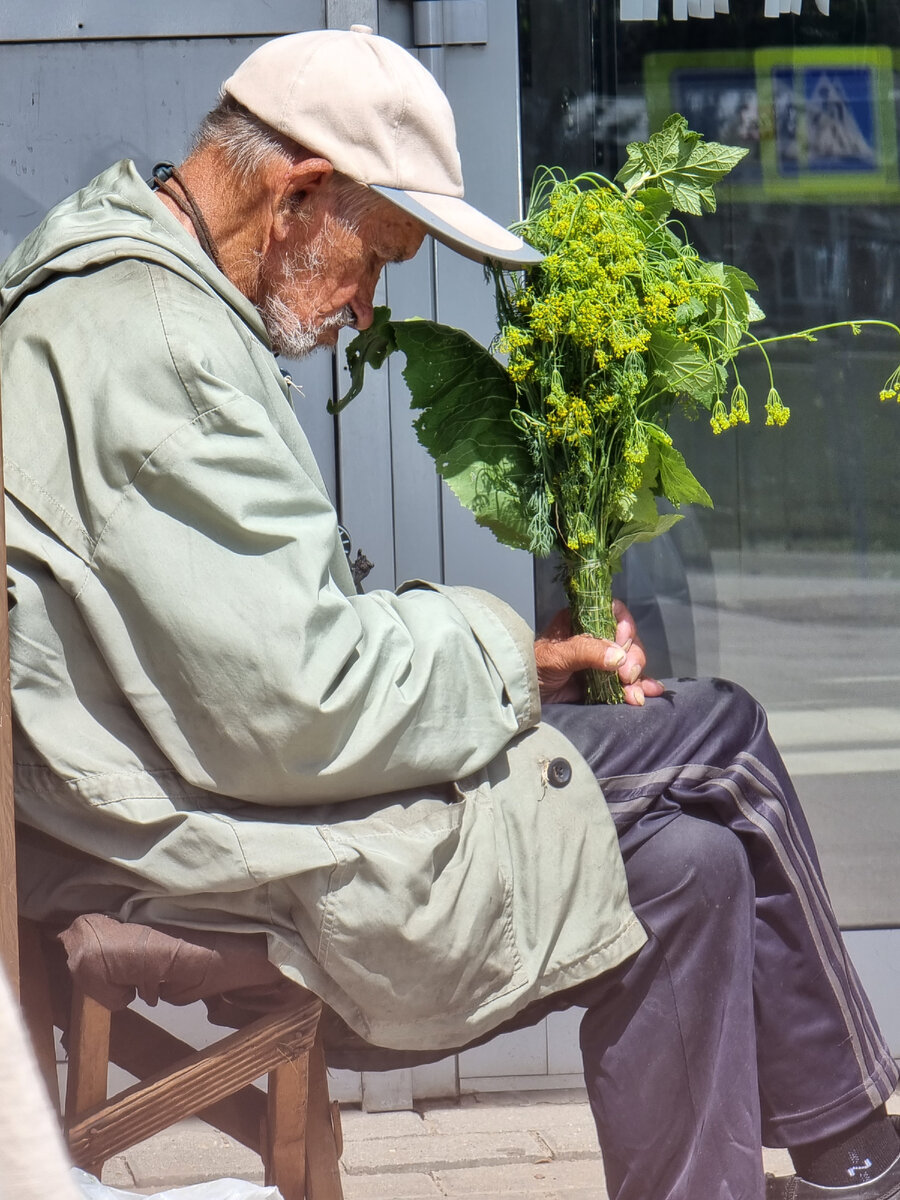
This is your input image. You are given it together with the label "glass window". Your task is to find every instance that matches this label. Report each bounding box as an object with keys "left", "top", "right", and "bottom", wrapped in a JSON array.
[{"left": 519, "top": 0, "right": 900, "bottom": 927}]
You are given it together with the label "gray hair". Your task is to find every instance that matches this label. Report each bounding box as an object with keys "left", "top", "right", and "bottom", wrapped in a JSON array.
[{"left": 193, "top": 93, "right": 386, "bottom": 228}]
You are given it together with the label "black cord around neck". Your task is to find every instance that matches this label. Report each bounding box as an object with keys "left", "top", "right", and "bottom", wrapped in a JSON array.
[{"left": 150, "top": 162, "right": 223, "bottom": 273}]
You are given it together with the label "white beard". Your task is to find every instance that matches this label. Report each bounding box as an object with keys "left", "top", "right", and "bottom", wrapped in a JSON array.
[
  {"left": 257, "top": 212, "right": 358, "bottom": 360},
  {"left": 260, "top": 293, "right": 354, "bottom": 359}
]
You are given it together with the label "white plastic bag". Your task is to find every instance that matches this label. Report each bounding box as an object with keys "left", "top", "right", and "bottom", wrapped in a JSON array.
[{"left": 72, "top": 1168, "right": 284, "bottom": 1200}]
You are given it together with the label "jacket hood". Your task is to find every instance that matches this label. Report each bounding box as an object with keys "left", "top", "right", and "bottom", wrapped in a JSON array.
[{"left": 0, "top": 159, "right": 268, "bottom": 342}]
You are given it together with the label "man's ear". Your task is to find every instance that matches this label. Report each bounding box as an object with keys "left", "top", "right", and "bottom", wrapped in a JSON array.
[{"left": 270, "top": 157, "right": 334, "bottom": 242}]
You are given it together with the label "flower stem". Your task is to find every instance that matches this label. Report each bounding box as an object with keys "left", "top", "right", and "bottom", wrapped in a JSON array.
[{"left": 564, "top": 555, "right": 625, "bottom": 705}]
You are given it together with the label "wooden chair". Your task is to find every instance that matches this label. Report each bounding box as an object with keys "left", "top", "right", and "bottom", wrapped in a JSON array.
[{"left": 0, "top": 374, "right": 344, "bottom": 1198}]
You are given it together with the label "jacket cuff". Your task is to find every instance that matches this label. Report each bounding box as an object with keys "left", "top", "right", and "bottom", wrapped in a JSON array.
[{"left": 397, "top": 580, "right": 540, "bottom": 733}]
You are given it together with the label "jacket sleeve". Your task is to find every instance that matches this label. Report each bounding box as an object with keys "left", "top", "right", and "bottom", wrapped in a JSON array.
[
  {"left": 60, "top": 272, "right": 541, "bottom": 804},
  {"left": 79, "top": 394, "right": 539, "bottom": 803}
]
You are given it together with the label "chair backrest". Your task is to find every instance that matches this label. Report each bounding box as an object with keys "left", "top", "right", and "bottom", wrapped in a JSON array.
[{"left": 0, "top": 366, "right": 19, "bottom": 994}]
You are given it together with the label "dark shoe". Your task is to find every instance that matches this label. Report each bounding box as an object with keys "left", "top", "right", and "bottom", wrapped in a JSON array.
[{"left": 766, "top": 1118, "right": 900, "bottom": 1199}]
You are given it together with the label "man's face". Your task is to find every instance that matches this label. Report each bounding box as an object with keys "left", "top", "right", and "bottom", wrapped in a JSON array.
[{"left": 258, "top": 188, "right": 426, "bottom": 359}]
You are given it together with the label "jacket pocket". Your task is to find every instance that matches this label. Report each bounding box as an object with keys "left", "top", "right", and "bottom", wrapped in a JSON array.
[{"left": 313, "top": 787, "right": 527, "bottom": 1025}]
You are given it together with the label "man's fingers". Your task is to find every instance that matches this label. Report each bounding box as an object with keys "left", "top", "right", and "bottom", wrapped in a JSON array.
[
  {"left": 535, "top": 633, "right": 627, "bottom": 676},
  {"left": 622, "top": 676, "right": 668, "bottom": 705},
  {"left": 641, "top": 677, "right": 666, "bottom": 698},
  {"left": 615, "top": 615, "right": 635, "bottom": 645},
  {"left": 564, "top": 635, "right": 627, "bottom": 673},
  {"left": 617, "top": 635, "right": 651, "bottom": 684},
  {"left": 535, "top": 611, "right": 665, "bottom": 707},
  {"left": 619, "top": 654, "right": 642, "bottom": 686}
]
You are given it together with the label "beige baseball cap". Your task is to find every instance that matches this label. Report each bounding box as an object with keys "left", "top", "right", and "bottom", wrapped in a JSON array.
[{"left": 223, "top": 27, "right": 541, "bottom": 268}]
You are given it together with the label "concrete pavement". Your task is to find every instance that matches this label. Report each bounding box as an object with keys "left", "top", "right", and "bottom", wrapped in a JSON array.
[{"left": 95, "top": 1084, "right": 828, "bottom": 1199}]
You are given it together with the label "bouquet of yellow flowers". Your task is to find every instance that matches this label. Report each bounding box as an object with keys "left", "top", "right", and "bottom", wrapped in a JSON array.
[{"left": 335, "top": 116, "right": 900, "bottom": 702}]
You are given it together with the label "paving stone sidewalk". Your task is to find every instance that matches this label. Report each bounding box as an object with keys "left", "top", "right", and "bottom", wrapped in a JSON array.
[{"left": 95, "top": 1086, "right": 816, "bottom": 1199}]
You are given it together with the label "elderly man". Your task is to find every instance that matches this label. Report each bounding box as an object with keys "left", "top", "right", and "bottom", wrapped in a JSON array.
[{"left": 1, "top": 28, "right": 898, "bottom": 1200}]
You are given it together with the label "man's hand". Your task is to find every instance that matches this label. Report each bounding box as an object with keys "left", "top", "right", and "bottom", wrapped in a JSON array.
[{"left": 535, "top": 601, "right": 665, "bottom": 707}]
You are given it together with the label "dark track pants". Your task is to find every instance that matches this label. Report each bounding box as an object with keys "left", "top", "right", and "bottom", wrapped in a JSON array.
[{"left": 543, "top": 679, "right": 898, "bottom": 1200}]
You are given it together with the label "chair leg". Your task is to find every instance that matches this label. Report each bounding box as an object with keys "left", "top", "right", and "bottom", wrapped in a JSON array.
[
  {"left": 304, "top": 1030, "right": 343, "bottom": 1200},
  {"left": 67, "top": 999, "right": 321, "bottom": 1170},
  {"left": 265, "top": 1054, "right": 310, "bottom": 1200},
  {"left": 110, "top": 1006, "right": 266, "bottom": 1154},
  {"left": 65, "top": 987, "right": 111, "bottom": 1179},
  {"left": 17, "top": 918, "right": 61, "bottom": 1110}
]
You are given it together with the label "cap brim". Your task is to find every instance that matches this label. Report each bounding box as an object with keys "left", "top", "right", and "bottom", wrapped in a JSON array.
[{"left": 371, "top": 186, "right": 542, "bottom": 269}]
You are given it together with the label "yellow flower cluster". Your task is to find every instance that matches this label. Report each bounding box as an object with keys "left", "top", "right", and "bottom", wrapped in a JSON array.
[
  {"left": 562, "top": 509, "right": 597, "bottom": 552},
  {"left": 508, "top": 357, "right": 535, "bottom": 383},
  {"left": 610, "top": 461, "right": 644, "bottom": 522},
  {"left": 497, "top": 325, "right": 536, "bottom": 383},
  {"left": 585, "top": 383, "right": 620, "bottom": 415},
  {"left": 545, "top": 389, "right": 593, "bottom": 446},
  {"left": 527, "top": 291, "right": 569, "bottom": 341},
  {"left": 643, "top": 291, "right": 673, "bottom": 322},
  {"left": 764, "top": 387, "right": 791, "bottom": 427},
  {"left": 730, "top": 386, "right": 750, "bottom": 425},
  {"left": 710, "top": 402, "right": 730, "bottom": 434},
  {"left": 511, "top": 184, "right": 687, "bottom": 372},
  {"left": 624, "top": 425, "right": 649, "bottom": 464},
  {"left": 710, "top": 384, "right": 750, "bottom": 434},
  {"left": 642, "top": 273, "right": 693, "bottom": 323},
  {"left": 607, "top": 319, "right": 651, "bottom": 359},
  {"left": 879, "top": 366, "right": 900, "bottom": 402},
  {"left": 497, "top": 326, "right": 534, "bottom": 352}
]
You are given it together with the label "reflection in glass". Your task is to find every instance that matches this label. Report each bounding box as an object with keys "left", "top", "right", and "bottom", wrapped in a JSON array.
[{"left": 519, "top": 0, "right": 900, "bottom": 926}]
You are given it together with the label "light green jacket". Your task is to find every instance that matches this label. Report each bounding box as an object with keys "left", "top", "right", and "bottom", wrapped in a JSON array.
[{"left": 0, "top": 161, "right": 644, "bottom": 1050}]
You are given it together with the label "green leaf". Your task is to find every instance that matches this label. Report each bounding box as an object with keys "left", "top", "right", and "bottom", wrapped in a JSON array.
[
  {"left": 647, "top": 328, "right": 719, "bottom": 404},
  {"left": 709, "top": 266, "right": 751, "bottom": 352},
  {"left": 655, "top": 440, "right": 712, "bottom": 508},
  {"left": 699, "top": 260, "right": 727, "bottom": 286},
  {"left": 615, "top": 113, "right": 748, "bottom": 215},
  {"left": 629, "top": 481, "right": 659, "bottom": 528},
  {"left": 336, "top": 311, "right": 535, "bottom": 551},
  {"left": 609, "top": 512, "right": 684, "bottom": 563},
  {"left": 631, "top": 186, "right": 673, "bottom": 226},
  {"left": 727, "top": 265, "right": 759, "bottom": 293},
  {"left": 616, "top": 114, "right": 702, "bottom": 193},
  {"left": 391, "top": 321, "right": 536, "bottom": 551},
  {"left": 747, "top": 295, "right": 766, "bottom": 322},
  {"left": 330, "top": 306, "right": 397, "bottom": 413},
  {"left": 674, "top": 295, "right": 706, "bottom": 325}
]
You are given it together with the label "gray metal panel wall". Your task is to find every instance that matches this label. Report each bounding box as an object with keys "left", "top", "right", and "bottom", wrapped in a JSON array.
[
  {"left": 0, "top": 23, "right": 344, "bottom": 494},
  {"left": 435, "top": 9, "right": 533, "bottom": 613},
  {"left": 0, "top": 37, "right": 271, "bottom": 254},
  {"left": 0, "top": 2, "right": 325, "bottom": 41}
]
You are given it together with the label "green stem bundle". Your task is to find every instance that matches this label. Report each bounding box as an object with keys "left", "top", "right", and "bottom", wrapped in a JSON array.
[{"left": 563, "top": 554, "right": 625, "bottom": 705}]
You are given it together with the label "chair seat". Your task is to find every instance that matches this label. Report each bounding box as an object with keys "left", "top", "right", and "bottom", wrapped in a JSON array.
[
  {"left": 25, "top": 913, "right": 344, "bottom": 1200},
  {"left": 58, "top": 912, "right": 301, "bottom": 1020}
]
